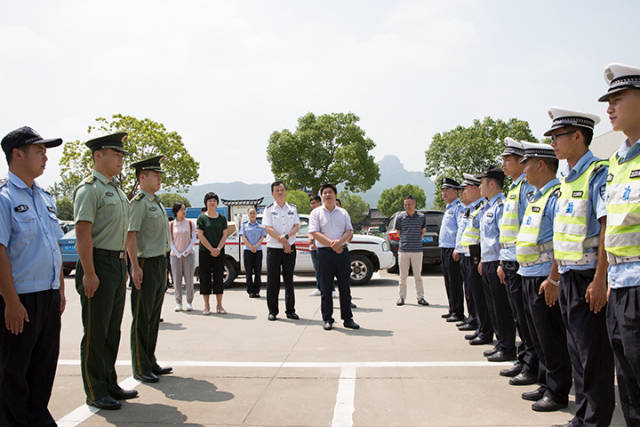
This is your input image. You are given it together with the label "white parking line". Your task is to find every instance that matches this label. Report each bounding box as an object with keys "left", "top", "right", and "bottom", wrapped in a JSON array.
[{"left": 332, "top": 367, "right": 356, "bottom": 427}]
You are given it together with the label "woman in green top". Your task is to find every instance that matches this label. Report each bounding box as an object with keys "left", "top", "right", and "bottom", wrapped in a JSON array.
[{"left": 196, "top": 192, "right": 230, "bottom": 315}]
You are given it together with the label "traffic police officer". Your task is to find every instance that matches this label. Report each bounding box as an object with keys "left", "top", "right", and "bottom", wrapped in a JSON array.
[
  {"left": 452, "top": 176, "right": 476, "bottom": 333},
  {"left": 496, "top": 138, "right": 538, "bottom": 383},
  {"left": 0, "top": 127, "right": 64, "bottom": 426},
  {"left": 74, "top": 132, "right": 136, "bottom": 410},
  {"left": 439, "top": 178, "right": 464, "bottom": 321},
  {"left": 599, "top": 62, "right": 640, "bottom": 426},
  {"left": 126, "top": 156, "right": 173, "bottom": 383},
  {"left": 517, "top": 142, "right": 572, "bottom": 413},
  {"left": 478, "top": 166, "right": 517, "bottom": 362},
  {"left": 546, "top": 107, "right": 614, "bottom": 426},
  {"left": 460, "top": 174, "right": 493, "bottom": 345}
]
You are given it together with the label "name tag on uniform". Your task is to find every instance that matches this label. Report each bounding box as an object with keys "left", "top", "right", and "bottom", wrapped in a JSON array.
[
  {"left": 150, "top": 206, "right": 157, "bottom": 211},
  {"left": 105, "top": 191, "right": 114, "bottom": 197},
  {"left": 288, "top": 211, "right": 294, "bottom": 215},
  {"left": 486, "top": 212, "right": 494, "bottom": 217},
  {"left": 572, "top": 191, "right": 584, "bottom": 198},
  {"left": 532, "top": 206, "right": 541, "bottom": 212},
  {"left": 14, "top": 205, "right": 28, "bottom": 212},
  {"left": 47, "top": 206, "right": 55, "bottom": 213},
  {"left": 509, "top": 195, "right": 516, "bottom": 199},
  {"left": 630, "top": 170, "right": 640, "bottom": 179}
]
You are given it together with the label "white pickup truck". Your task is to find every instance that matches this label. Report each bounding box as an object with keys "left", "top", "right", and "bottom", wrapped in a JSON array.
[{"left": 193, "top": 214, "right": 395, "bottom": 288}]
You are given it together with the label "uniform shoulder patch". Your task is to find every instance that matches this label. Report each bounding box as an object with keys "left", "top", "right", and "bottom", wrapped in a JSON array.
[
  {"left": 551, "top": 188, "right": 561, "bottom": 198},
  {"left": 133, "top": 193, "right": 145, "bottom": 201},
  {"left": 265, "top": 202, "right": 274, "bottom": 209},
  {"left": 80, "top": 175, "right": 96, "bottom": 185}
]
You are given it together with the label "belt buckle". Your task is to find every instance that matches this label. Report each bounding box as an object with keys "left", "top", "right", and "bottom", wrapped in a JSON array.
[{"left": 119, "top": 252, "right": 124, "bottom": 259}]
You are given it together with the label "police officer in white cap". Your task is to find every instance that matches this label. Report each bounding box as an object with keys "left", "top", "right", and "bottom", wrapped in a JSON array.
[
  {"left": 599, "top": 62, "right": 640, "bottom": 427},
  {"left": 545, "top": 107, "right": 614, "bottom": 426}
]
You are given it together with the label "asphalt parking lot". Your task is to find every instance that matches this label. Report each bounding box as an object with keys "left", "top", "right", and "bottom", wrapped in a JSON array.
[{"left": 51, "top": 268, "right": 625, "bottom": 426}]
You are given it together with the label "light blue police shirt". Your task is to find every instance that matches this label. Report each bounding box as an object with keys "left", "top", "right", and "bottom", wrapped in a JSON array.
[
  {"left": 463, "top": 197, "right": 486, "bottom": 257},
  {"left": 239, "top": 219, "right": 267, "bottom": 251},
  {"left": 439, "top": 198, "right": 461, "bottom": 248},
  {"left": 500, "top": 174, "right": 535, "bottom": 262},
  {"left": 556, "top": 151, "right": 608, "bottom": 274},
  {"left": 608, "top": 138, "right": 640, "bottom": 289},
  {"left": 454, "top": 203, "right": 469, "bottom": 254},
  {"left": 480, "top": 193, "right": 505, "bottom": 262},
  {"left": 0, "top": 172, "right": 63, "bottom": 294},
  {"left": 519, "top": 178, "right": 560, "bottom": 277}
]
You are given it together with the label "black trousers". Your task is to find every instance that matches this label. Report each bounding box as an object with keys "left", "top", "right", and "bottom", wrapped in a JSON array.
[
  {"left": 460, "top": 255, "right": 476, "bottom": 325},
  {"left": 522, "top": 276, "right": 572, "bottom": 404},
  {"left": 607, "top": 286, "right": 640, "bottom": 427},
  {"left": 244, "top": 250, "right": 263, "bottom": 295},
  {"left": 317, "top": 247, "right": 353, "bottom": 322},
  {"left": 199, "top": 250, "right": 225, "bottom": 295},
  {"left": 558, "top": 269, "right": 615, "bottom": 427},
  {"left": 266, "top": 246, "right": 296, "bottom": 315},
  {"left": 441, "top": 248, "right": 464, "bottom": 316},
  {"left": 503, "top": 261, "right": 537, "bottom": 374},
  {"left": 463, "top": 256, "right": 492, "bottom": 340},
  {"left": 482, "top": 261, "right": 516, "bottom": 353},
  {"left": 0, "top": 290, "right": 60, "bottom": 427}
]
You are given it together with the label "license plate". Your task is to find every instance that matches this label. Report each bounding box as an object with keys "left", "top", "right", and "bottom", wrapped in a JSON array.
[{"left": 422, "top": 236, "right": 434, "bottom": 243}]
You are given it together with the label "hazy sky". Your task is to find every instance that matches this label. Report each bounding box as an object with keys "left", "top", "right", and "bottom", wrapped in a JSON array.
[{"left": 1, "top": 0, "right": 637, "bottom": 190}]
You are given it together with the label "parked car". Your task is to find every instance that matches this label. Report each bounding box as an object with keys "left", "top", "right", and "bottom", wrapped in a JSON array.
[
  {"left": 383, "top": 209, "right": 444, "bottom": 273},
  {"left": 59, "top": 228, "right": 79, "bottom": 276}
]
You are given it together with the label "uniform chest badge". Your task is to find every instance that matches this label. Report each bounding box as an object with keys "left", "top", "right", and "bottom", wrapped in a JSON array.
[
  {"left": 150, "top": 206, "right": 157, "bottom": 211},
  {"left": 47, "top": 206, "right": 55, "bottom": 213},
  {"left": 288, "top": 211, "right": 294, "bottom": 215},
  {"left": 566, "top": 202, "right": 574, "bottom": 214},
  {"left": 14, "top": 205, "right": 28, "bottom": 213},
  {"left": 571, "top": 191, "right": 583, "bottom": 198},
  {"left": 105, "top": 191, "right": 114, "bottom": 197},
  {"left": 630, "top": 170, "right": 640, "bottom": 179},
  {"left": 486, "top": 212, "right": 494, "bottom": 218},
  {"left": 532, "top": 206, "right": 541, "bottom": 213}
]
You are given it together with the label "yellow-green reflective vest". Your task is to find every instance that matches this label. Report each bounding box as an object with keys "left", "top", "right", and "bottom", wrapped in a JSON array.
[
  {"left": 553, "top": 160, "right": 608, "bottom": 262},
  {"left": 516, "top": 184, "right": 559, "bottom": 265},
  {"left": 605, "top": 150, "right": 640, "bottom": 260},
  {"left": 499, "top": 178, "right": 524, "bottom": 247},
  {"left": 461, "top": 201, "right": 485, "bottom": 247}
]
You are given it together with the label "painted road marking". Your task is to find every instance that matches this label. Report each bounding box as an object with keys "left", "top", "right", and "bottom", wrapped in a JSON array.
[
  {"left": 58, "top": 360, "right": 510, "bottom": 368},
  {"left": 332, "top": 367, "right": 356, "bottom": 427}
]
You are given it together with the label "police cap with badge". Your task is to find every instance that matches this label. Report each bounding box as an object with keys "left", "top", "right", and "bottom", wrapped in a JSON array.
[
  {"left": 501, "top": 137, "right": 524, "bottom": 157},
  {"left": 598, "top": 63, "right": 640, "bottom": 102},
  {"left": 520, "top": 141, "right": 557, "bottom": 163},
  {"left": 1, "top": 126, "right": 62, "bottom": 155},
  {"left": 478, "top": 166, "right": 505, "bottom": 185},
  {"left": 544, "top": 107, "right": 600, "bottom": 137},
  {"left": 441, "top": 177, "right": 462, "bottom": 189},
  {"left": 85, "top": 132, "right": 130, "bottom": 154},
  {"left": 461, "top": 173, "right": 481, "bottom": 187},
  {"left": 131, "top": 155, "right": 166, "bottom": 176}
]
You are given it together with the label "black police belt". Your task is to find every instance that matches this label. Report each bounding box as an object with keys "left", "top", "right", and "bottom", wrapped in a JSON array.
[{"left": 94, "top": 248, "right": 125, "bottom": 258}]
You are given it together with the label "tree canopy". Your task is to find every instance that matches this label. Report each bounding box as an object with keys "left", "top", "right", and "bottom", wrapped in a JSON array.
[
  {"left": 159, "top": 193, "right": 191, "bottom": 210},
  {"left": 285, "top": 189, "right": 311, "bottom": 214},
  {"left": 377, "top": 184, "right": 426, "bottom": 217},
  {"left": 59, "top": 114, "right": 199, "bottom": 199},
  {"left": 339, "top": 192, "right": 369, "bottom": 224},
  {"left": 55, "top": 198, "right": 74, "bottom": 221},
  {"left": 267, "top": 112, "right": 380, "bottom": 196}
]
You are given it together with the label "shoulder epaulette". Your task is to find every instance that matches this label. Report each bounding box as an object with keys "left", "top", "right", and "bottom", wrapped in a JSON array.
[
  {"left": 133, "top": 193, "right": 145, "bottom": 201},
  {"left": 266, "top": 202, "right": 274, "bottom": 209},
  {"left": 592, "top": 160, "right": 609, "bottom": 176},
  {"left": 83, "top": 175, "right": 96, "bottom": 185},
  {"left": 0, "top": 178, "right": 7, "bottom": 188},
  {"left": 551, "top": 188, "right": 561, "bottom": 198}
]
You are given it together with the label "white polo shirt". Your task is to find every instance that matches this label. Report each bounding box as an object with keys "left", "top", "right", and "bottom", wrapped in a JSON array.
[
  {"left": 308, "top": 205, "right": 353, "bottom": 248},
  {"left": 262, "top": 201, "right": 299, "bottom": 248}
]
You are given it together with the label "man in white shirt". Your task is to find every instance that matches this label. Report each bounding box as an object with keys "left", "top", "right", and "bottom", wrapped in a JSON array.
[
  {"left": 262, "top": 181, "right": 300, "bottom": 321},
  {"left": 310, "top": 183, "right": 360, "bottom": 331}
]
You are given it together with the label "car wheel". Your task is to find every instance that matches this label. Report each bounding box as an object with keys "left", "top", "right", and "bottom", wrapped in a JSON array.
[
  {"left": 223, "top": 258, "right": 237, "bottom": 288},
  {"left": 350, "top": 254, "right": 373, "bottom": 285}
]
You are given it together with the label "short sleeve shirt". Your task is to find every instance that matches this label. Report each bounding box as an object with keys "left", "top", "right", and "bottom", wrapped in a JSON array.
[
  {"left": 439, "top": 199, "right": 461, "bottom": 248},
  {"left": 309, "top": 205, "right": 353, "bottom": 248},
  {"left": 128, "top": 190, "right": 171, "bottom": 258},
  {"left": 239, "top": 220, "right": 267, "bottom": 251},
  {"left": 479, "top": 193, "right": 505, "bottom": 262},
  {"left": 197, "top": 214, "right": 228, "bottom": 251},
  {"left": 0, "top": 172, "right": 63, "bottom": 294},
  {"left": 73, "top": 170, "right": 129, "bottom": 251},
  {"left": 396, "top": 211, "right": 426, "bottom": 253},
  {"left": 262, "top": 202, "right": 299, "bottom": 248}
]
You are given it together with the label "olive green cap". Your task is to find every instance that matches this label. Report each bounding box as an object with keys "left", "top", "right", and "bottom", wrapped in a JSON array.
[
  {"left": 131, "top": 155, "right": 165, "bottom": 174},
  {"left": 85, "top": 132, "right": 129, "bottom": 154}
]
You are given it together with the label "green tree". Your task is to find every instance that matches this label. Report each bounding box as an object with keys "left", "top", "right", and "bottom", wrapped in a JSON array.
[
  {"left": 267, "top": 112, "right": 380, "bottom": 196},
  {"left": 159, "top": 193, "right": 191, "bottom": 209},
  {"left": 377, "top": 184, "right": 426, "bottom": 217},
  {"left": 424, "top": 117, "right": 536, "bottom": 208},
  {"left": 59, "top": 114, "right": 200, "bottom": 199},
  {"left": 339, "top": 192, "right": 369, "bottom": 224},
  {"left": 285, "top": 189, "right": 311, "bottom": 214},
  {"left": 55, "top": 197, "right": 74, "bottom": 220}
]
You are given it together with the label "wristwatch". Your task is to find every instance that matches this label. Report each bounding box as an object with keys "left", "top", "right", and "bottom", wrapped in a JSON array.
[{"left": 284, "top": 233, "right": 289, "bottom": 240}]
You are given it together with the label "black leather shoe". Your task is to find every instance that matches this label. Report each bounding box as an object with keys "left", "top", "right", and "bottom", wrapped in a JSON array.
[
  {"left": 532, "top": 395, "right": 567, "bottom": 412},
  {"left": 455, "top": 320, "right": 466, "bottom": 327},
  {"left": 441, "top": 312, "right": 452, "bottom": 319},
  {"left": 86, "top": 395, "right": 122, "bottom": 410},
  {"left": 350, "top": 302, "right": 357, "bottom": 308},
  {"left": 458, "top": 323, "right": 477, "bottom": 331},
  {"left": 343, "top": 319, "right": 360, "bottom": 329},
  {"left": 323, "top": 321, "right": 332, "bottom": 330},
  {"left": 487, "top": 351, "right": 516, "bottom": 362},
  {"left": 417, "top": 298, "right": 429, "bottom": 306},
  {"left": 500, "top": 362, "right": 523, "bottom": 377},
  {"left": 396, "top": 298, "right": 405, "bottom": 306},
  {"left": 483, "top": 347, "right": 498, "bottom": 357},
  {"left": 268, "top": 314, "right": 277, "bottom": 321},
  {"left": 469, "top": 337, "right": 492, "bottom": 345},
  {"left": 446, "top": 314, "right": 465, "bottom": 323},
  {"left": 135, "top": 372, "right": 159, "bottom": 383},
  {"left": 152, "top": 365, "right": 173, "bottom": 375},
  {"left": 286, "top": 313, "right": 300, "bottom": 320},
  {"left": 110, "top": 386, "right": 138, "bottom": 400},
  {"left": 522, "top": 388, "right": 545, "bottom": 401},
  {"left": 509, "top": 371, "right": 537, "bottom": 386},
  {"left": 464, "top": 332, "right": 478, "bottom": 340}
]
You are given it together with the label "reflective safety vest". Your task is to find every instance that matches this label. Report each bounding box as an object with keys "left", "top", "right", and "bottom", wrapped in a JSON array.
[
  {"left": 553, "top": 159, "right": 608, "bottom": 262},
  {"left": 461, "top": 201, "right": 485, "bottom": 247},
  {"left": 605, "top": 150, "right": 640, "bottom": 262},
  {"left": 499, "top": 178, "right": 524, "bottom": 247},
  {"left": 516, "top": 184, "right": 559, "bottom": 265}
]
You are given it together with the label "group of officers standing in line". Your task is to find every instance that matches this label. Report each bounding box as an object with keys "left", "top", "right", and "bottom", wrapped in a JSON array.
[{"left": 437, "top": 62, "right": 640, "bottom": 427}]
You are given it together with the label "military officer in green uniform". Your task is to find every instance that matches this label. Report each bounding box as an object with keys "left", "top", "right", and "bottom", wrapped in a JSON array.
[
  {"left": 74, "top": 132, "right": 137, "bottom": 410},
  {"left": 126, "top": 155, "right": 172, "bottom": 383}
]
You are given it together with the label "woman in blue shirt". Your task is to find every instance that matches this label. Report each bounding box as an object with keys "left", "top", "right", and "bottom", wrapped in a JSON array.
[{"left": 240, "top": 208, "right": 267, "bottom": 298}]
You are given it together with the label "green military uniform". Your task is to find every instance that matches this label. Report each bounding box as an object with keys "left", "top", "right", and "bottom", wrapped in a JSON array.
[
  {"left": 128, "top": 156, "right": 171, "bottom": 378},
  {"left": 73, "top": 133, "right": 130, "bottom": 402}
]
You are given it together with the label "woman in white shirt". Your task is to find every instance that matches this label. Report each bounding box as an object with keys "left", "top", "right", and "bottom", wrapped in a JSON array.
[{"left": 170, "top": 203, "right": 197, "bottom": 311}]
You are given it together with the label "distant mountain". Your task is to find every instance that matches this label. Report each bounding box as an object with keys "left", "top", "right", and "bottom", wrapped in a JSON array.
[{"left": 183, "top": 155, "right": 435, "bottom": 209}]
